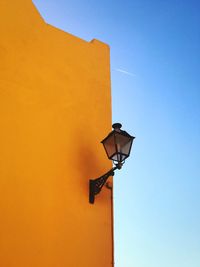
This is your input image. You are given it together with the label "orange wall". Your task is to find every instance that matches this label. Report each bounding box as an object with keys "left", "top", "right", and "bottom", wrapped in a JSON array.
[{"left": 0, "top": 1, "right": 113, "bottom": 266}]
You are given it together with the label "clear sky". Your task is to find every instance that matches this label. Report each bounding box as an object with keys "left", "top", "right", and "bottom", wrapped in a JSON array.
[{"left": 33, "top": 1, "right": 200, "bottom": 266}]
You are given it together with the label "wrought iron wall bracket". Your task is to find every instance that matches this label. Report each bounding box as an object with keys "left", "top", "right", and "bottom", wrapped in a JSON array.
[{"left": 89, "top": 164, "right": 121, "bottom": 204}]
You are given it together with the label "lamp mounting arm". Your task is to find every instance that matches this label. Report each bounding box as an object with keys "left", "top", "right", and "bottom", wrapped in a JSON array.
[{"left": 89, "top": 163, "right": 122, "bottom": 204}]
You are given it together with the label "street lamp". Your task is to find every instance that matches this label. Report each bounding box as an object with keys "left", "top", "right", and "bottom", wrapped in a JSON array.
[{"left": 89, "top": 123, "right": 135, "bottom": 204}]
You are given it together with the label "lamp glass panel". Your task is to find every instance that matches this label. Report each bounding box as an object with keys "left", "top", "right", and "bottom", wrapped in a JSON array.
[
  {"left": 115, "top": 132, "right": 133, "bottom": 156},
  {"left": 102, "top": 133, "right": 116, "bottom": 159},
  {"left": 111, "top": 153, "right": 127, "bottom": 162}
]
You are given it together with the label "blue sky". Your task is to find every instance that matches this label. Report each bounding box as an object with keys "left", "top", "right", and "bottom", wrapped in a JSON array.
[{"left": 33, "top": 1, "right": 200, "bottom": 266}]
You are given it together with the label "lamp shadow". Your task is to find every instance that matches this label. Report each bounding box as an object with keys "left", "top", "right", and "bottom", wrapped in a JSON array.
[{"left": 74, "top": 133, "right": 107, "bottom": 203}]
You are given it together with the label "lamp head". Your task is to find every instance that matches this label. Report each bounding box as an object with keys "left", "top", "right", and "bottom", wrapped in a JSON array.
[{"left": 101, "top": 123, "right": 135, "bottom": 165}]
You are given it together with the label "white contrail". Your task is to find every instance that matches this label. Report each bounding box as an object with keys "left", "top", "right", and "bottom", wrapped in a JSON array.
[{"left": 115, "top": 68, "right": 136, "bottom": 77}]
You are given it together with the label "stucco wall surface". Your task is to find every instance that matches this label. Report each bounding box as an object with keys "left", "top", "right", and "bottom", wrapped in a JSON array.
[{"left": 0, "top": 1, "right": 113, "bottom": 266}]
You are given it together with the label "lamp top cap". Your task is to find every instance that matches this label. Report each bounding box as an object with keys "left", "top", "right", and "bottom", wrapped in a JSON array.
[{"left": 112, "top": 123, "right": 122, "bottom": 130}]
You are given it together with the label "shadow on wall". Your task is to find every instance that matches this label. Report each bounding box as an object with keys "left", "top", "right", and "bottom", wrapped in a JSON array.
[{"left": 77, "top": 139, "right": 101, "bottom": 181}]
